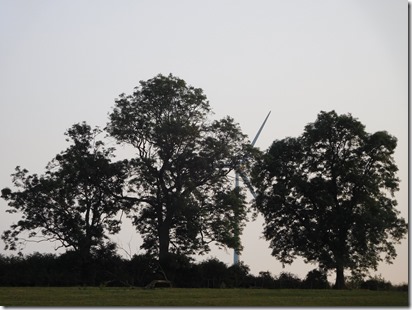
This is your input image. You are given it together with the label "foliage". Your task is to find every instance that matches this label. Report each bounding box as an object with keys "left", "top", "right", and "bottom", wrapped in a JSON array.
[
  {"left": 276, "top": 272, "right": 302, "bottom": 289},
  {"left": 0, "top": 251, "right": 405, "bottom": 295},
  {"left": 226, "top": 262, "right": 253, "bottom": 288},
  {"left": 0, "top": 252, "right": 56, "bottom": 286},
  {"left": 106, "top": 74, "right": 254, "bottom": 262},
  {"left": 197, "top": 258, "right": 229, "bottom": 288},
  {"left": 252, "top": 110, "right": 407, "bottom": 289},
  {"left": 1, "top": 123, "right": 131, "bottom": 283},
  {"left": 360, "top": 275, "right": 393, "bottom": 291},
  {"left": 301, "top": 269, "right": 330, "bottom": 289},
  {"left": 346, "top": 273, "right": 365, "bottom": 289},
  {"left": 257, "top": 271, "right": 277, "bottom": 288},
  {"left": 125, "top": 254, "right": 158, "bottom": 287}
]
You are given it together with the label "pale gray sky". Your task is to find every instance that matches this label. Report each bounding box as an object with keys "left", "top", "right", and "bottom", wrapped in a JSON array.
[{"left": 0, "top": 0, "right": 408, "bottom": 284}]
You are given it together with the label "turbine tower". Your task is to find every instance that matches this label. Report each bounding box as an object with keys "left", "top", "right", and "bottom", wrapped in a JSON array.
[{"left": 233, "top": 111, "right": 271, "bottom": 265}]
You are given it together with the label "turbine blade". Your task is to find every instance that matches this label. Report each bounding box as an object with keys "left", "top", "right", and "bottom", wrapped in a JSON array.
[
  {"left": 238, "top": 171, "right": 257, "bottom": 199},
  {"left": 251, "top": 111, "right": 271, "bottom": 146}
]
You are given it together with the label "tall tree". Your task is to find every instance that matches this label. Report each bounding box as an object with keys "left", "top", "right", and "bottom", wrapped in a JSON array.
[
  {"left": 106, "top": 74, "right": 253, "bottom": 266},
  {"left": 1, "top": 123, "right": 130, "bottom": 283},
  {"left": 252, "top": 110, "right": 407, "bottom": 289}
]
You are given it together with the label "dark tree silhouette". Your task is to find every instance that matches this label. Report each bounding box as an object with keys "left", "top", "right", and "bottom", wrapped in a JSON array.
[
  {"left": 106, "top": 74, "right": 254, "bottom": 267},
  {"left": 302, "top": 269, "right": 330, "bottom": 289},
  {"left": 252, "top": 110, "right": 407, "bottom": 289},
  {"left": 1, "top": 123, "right": 130, "bottom": 283}
]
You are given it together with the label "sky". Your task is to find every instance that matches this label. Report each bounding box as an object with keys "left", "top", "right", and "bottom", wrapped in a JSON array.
[{"left": 0, "top": 0, "right": 408, "bottom": 284}]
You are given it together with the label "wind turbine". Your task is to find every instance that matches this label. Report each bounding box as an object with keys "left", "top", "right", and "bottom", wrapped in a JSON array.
[{"left": 233, "top": 111, "right": 271, "bottom": 265}]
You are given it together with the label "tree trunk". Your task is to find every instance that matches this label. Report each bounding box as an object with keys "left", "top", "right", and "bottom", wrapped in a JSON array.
[
  {"left": 158, "top": 225, "right": 170, "bottom": 263},
  {"left": 79, "top": 244, "right": 93, "bottom": 286},
  {"left": 158, "top": 224, "right": 171, "bottom": 280},
  {"left": 334, "top": 265, "right": 347, "bottom": 289}
]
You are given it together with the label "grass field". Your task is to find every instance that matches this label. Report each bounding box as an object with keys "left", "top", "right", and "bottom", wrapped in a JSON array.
[{"left": 0, "top": 287, "right": 408, "bottom": 307}]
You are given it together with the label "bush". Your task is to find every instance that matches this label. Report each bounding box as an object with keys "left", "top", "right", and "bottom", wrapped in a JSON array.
[
  {"left": 92, "top": 243, "right": 128, "bottom": 286},
  {"left": 257, "top": 271, "right": 277, "bottom": 289},
  {"left": 275, "top": 272, "right": 302, "bottom": 289},
  {"left": 226, "top": 262, "right": 252, "bottom": 288},
  {"left": 361, "top": 275, "right": 392, "bottom": 291},
  {"left": 346, "top": 273, "right": 365, "bottom": 290},
  {"left": 6, "top": 251, "right": 401, "bottom": 291},
  {"left": 394, "top": 283, "right": 408, "bottom": 292},
  {"left": 197, "top": 258, "right": 228, "bottom": 288},
  {"left": 127, "top": 254, "right": 157, "bottom": 287},
  {"left": 302, "top": 269, "right": 330, "bottom": 289}
]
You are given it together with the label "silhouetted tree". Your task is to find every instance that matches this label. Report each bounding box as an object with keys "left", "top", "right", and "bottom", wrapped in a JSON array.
[
  {"left": 198, "top": 258, "right": 229, "bottom": 288},
  {"left": 127, "top": 254, "right": 158, "bottom": 287},
  {"left": 252, "top": 110, "right": 407, "bottom": 289},
  {"left": 106, "top": 74, "right": 254, "bottom": 268},
  {"left": 257, "top": 271, "right": 276, "bottom": 288},
  {"left": 276, "top": 272, "right": 302, "bottom": 289},
  {"left": 361, "top": 275, "right": 393, "bottom": 291},
  {"left": 226, "top": 262, "right": 251, "bottom": 287},
  {"left": 302, "top": 268, "right": 330, "bottom": 289},
  {"left": 1, "top": 123, "right": 130, "bottom": 284}
]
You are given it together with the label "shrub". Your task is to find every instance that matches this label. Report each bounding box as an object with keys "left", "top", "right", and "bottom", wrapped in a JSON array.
[
  {"left": 257, "top": 271, "right": 277, "bottom": 289},
  {"left": 226, "top": 262, "right": 252, "bottom": 288},
  {"left": 198, "top": 258, "right": 228, "bottom": 288},
  {"left": 361, "top": 275, "right": 392, "bottom": 291},
  {"left": 302, "top": 269, "right": 330, "bottom": 289},
  {"left": 275, "top": 272, "right": 302, "bottom": 289}
]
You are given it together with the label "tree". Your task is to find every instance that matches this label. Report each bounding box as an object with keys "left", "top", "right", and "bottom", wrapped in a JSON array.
[
  {"left": 198, "top": 258, "right": 229, "bottom": 288},
  {"left": 1, "top": 123, "right": 130, "bottom": 283},
  {"left": 227, "top": 261, "right": 251, "bottom": 287},
  {"left": 252, "top": 110, "right": 407, "bottom": 289},
  {"left": 276, "top": 272, "right": 302, "bottom": 289},
  {"left": 302, "top": 269, "right": 330, "bottom": 289},
  {"left": 106, "top": 74, "right": 253, "bottom": 266}
]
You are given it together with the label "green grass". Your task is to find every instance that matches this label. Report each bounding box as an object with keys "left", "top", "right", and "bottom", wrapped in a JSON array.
[{"left": 0, "top": 287, "right": 408, "bottom": 307}]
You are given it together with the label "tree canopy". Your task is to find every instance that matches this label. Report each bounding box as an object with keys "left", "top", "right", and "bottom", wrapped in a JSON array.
[
  {"left": 106, "top": 74, "right": 254, "bottom": 264},
  {"left": 252, "top": 110, "right": 407, "bottom": 289},
  {"left": 1, "top": 123, "right": 130, "bottom": 282}
]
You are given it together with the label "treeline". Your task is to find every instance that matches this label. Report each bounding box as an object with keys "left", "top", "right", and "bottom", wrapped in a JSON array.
[
  {"left": 1, "top": 75, "right": 407, "bottom": 290},
  {"left": 0, "top": 251, "right": 406, "bottom": 291}
]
